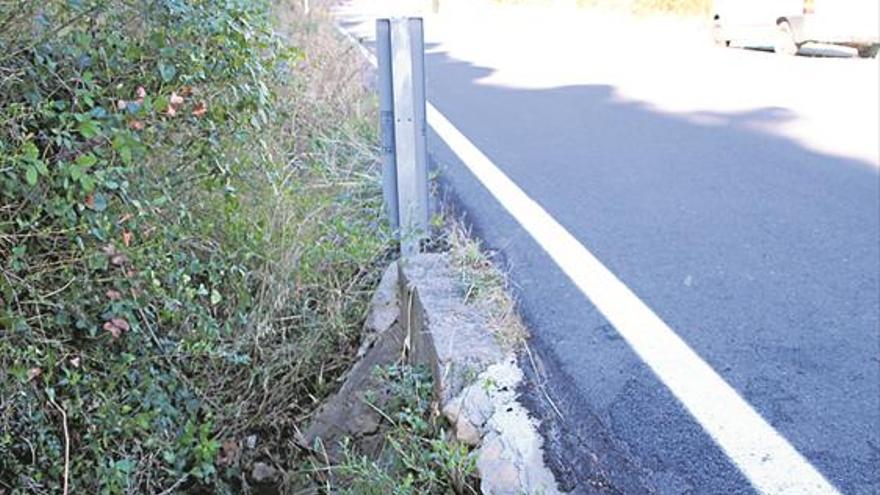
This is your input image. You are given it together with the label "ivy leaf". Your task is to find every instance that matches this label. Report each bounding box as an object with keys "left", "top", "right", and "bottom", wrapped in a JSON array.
[
  {"left": 80, "top": 175, "right": 96, "bottom": 193},
  {"left": 70, "top": 164, "right": 83, "bottom": 181},
  {"left": 158, "top": 61, "right": 176, "bottom": 82},
  {"left": 22, "top": 142, "right": 39, "bottom": 161},
  {"left": 78, "top": 120, "right": 100, "bottom": 139},
  {"left": 112, "top": 135, "right": 133, "bottom": 165},
  {"left": 76, "top": 153, "right": 98, "bottom": 168},
  {"left": 89, "top": 193, "right": 108, "bottom": 212},
  {"left": 118, "top": 145, "right": 132, "bottom": 165},
  {"left": 112, "top": 134, "right": 131, "bottom": 165},
  {"left": 25, "top": 166, "right": 38, "bottom": 186},
  {"left": 210, "top": 289, "right": 222, "bottom": 305},
  {"left": 116, "top": 146, "right": 131, "bottom": 165}
]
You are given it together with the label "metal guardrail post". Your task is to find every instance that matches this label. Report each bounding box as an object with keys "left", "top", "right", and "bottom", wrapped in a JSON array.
[
  {"left": 376, "top": 19, "right": 399, "bottom": 231},
  {"left": 379, "top": 17, "right": 429, "bottom": 257},
  {"left": 409, "top": 17, "right": 429, "bottom": 242}
]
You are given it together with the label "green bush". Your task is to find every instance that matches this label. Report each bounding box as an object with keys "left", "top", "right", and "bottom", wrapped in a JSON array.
[{"left": 0, "top": 1, "right": 389, "bottom": 493}]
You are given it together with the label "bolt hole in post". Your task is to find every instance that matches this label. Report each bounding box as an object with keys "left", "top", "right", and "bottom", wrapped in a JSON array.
[{"left": 377, "top": 18, "right": 429, "bottom": 257}]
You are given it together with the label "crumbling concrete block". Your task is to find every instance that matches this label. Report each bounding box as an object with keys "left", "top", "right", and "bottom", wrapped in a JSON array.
[
  {"left": 303, "top": 254, "right": 560, "bottom": 494},
  {"left": 300, "top": 263, "right": 403, "bottom": 458},
  {"left": 449, "top": 357, "right": 561, "bottom": 495},
  {"left": 399, "top": 253, "right": 504, "bottom": 404}
]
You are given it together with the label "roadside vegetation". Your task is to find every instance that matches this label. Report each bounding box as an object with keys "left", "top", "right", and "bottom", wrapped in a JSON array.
[
  {"left": 324, "top": 364, "right": 480, "bottom": 494},
  {"left": 0, "top": 0, "right": 416, "bottom": 492},
  {"left": 442, "top": 221, "right": 527, "bottom": 351},
  {"left": 0, "top": 0, "right": 522, "bottom": 492},
  {"left": 315, "top": 214, "right": 529, "bottom": 494}
]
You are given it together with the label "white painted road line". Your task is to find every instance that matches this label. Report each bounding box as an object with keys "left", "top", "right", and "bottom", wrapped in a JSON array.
[
  {"left": 425, "top": 105, "right": 839, "bottom": 495},
  {"left": 335, "top": 23, "right": 379, "bottom": 67},
  {"left": 338, "top": 21, "right": 841, "bottom": 495}
]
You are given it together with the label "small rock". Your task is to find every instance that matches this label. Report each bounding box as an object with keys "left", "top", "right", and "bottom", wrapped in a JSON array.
[
  {"left": 363, "top": 263, "right": 399, "bottom": 336},
  {"left": 478, "top": 433, "right": 504, "bottom": 463},
  {"left": 479, "top": 458, "right": 521, "bottom": 495},
  {"left": 454, "top": 414, "right": 482, "bottom": 445},
  {"left": 246, "top": 434, "right": 258, "bottom": 450},
  {"left": 356, "top": 262, "right": 400, "bottom": 359},
  {"left": 444, "top": 381, "right": 495, "bottom": 446},
  {"left": 460, "top": 384, "right": 494, "bottom": 425},
  {"left": 251, "top": 462, "right": 277, "bottom": 484},
  {"left": 470, "top": 359, "right": 562, "bottom": 495}
]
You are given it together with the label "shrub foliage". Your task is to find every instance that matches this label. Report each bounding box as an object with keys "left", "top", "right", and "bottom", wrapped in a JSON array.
[{"left": 0, "top": 1, "right": 388, "bottom": 492}]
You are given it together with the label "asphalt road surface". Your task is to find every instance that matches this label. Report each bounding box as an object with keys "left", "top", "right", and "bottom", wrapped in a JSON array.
[{"left": 337, "top": 2, "right": 880, "bottom": 493}]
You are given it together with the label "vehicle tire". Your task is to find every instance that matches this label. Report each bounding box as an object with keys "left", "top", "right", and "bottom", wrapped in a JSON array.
[
  {"left": 774, "top": 21, "right": 798, "bottom": 56},
  {"left": 857, "top": 44, "right": 879, "bottom": 58}
]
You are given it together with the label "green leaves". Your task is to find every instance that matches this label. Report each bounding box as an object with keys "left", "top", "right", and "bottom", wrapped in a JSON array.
[
  {"left": 23, "top": 141, "right": 39, "bottom": 161},
  {"left": 158, "top": 61, "right": 177, "bottom": 83},
  {"left": 89, "top": 193, "right": 107, "bottom": 211},
  {"left": 338, "top": 365, "right": 479, "bottom": 494},
  {"left": 25, "top": 166, "right": 38, "bottom": 186},
  {"left": 20, "top": 141, "right": 47, "bottom": 186},
  {"left": 0, "top": 0, "right": 389, "bottom": 493},
  {"left": 77, "top": 118, "right": 100, "bottom": 139},
  {"left": 76, "top": 153, "right": 98, "bottom": 168},
  {"left": 112, "top": 132, "right": 139, "bottom": 166}
]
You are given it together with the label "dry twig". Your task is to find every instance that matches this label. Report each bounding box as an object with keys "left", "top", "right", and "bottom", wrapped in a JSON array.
[{"left": 48, "top": 397, "right": 70, "bottom": 495}]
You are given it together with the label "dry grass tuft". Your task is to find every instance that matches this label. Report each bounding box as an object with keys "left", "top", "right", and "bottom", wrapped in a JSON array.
[
  {"left": 181, "top": 0, "right": 393, "bottom": 490},
  {"left": 444, "top": 220, "right": 529, "bottom": 351}
]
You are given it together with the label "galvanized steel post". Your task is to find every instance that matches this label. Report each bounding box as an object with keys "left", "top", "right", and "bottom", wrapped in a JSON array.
[
  {"left": 378, "top": 17, "right": 429, "bottom": 257},
  {"left": 376, "top": 19, "right": 399, "bottom": 231}
]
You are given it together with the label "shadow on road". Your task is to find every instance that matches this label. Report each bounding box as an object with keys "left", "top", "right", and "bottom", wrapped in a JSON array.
[{"left": 423, "top": 48, "right": 880, "bottom": 494}]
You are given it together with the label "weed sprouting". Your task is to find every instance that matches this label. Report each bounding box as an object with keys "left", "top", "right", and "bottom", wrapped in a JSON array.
[
  {"left": 444, "top": 220, "right": 528, "bottom": 350},
  {"left": 325, "top": 365, "right": 480, "bottom": 495}
]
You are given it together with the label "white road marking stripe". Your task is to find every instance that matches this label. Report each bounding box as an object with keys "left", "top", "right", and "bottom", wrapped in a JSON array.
[
  {"left": 425, "top": 104, "right": 839, "bottom": 495},
  {"left": 335, "top": 22, "right": 379, "bottom": 66},
  {"left": 337, "top": 20, "right": 840, "bottom": 495}
]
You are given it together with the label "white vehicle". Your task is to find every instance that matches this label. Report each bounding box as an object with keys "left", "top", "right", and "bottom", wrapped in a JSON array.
[{"left": 712, "top": 0, "right": 880, "bottom": 56}]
